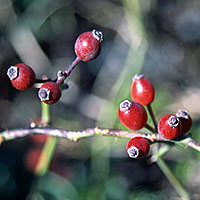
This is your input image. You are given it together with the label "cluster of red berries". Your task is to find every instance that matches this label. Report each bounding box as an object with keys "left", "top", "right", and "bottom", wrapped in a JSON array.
[
  {"left": 118, "top": 74, "right": 192, "bottom": 159},
  {"left": 7, "top": 29, "right": 103, "bottom": 104}
]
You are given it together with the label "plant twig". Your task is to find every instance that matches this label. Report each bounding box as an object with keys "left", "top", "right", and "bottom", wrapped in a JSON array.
[
  {"left": 34, "top": 103, "right": 57, "bottom": 176},
  {"left": 34, "top": 56, "right": 81, "bottom": 87},
  {"left": 156, "top": 157, "right": 190, "bottom": 200},
  {"left": 1, "top": 127, "right": 200, "bottom": 152},
  {"left": 56, "top": 56, "right": 81, "bottom": 85},
  {"left": 149, "top": 144, "right": 172, "bottom": 163},
  {"left": 145, "top": 123, "right": 156, "bottom": 133},
  {"left": 147, "top": 104, "right": 157, "bottom": 132}
]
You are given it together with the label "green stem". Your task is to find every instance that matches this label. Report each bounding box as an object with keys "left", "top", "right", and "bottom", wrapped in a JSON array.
[
  {"left": 41, "top": 102, "right": 50, "bottom": 123},
  {"left": 150, "top": 144, "right": 172, "bottom": 163},
  {"left": 34, "top": 102, "right": 57, "bottom": 176},
  {"left": 156, "top": 157, "right": 190, "bottom": 200}
]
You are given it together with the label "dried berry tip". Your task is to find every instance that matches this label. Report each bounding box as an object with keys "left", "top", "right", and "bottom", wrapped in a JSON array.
[
  {"left": 132, "top": 74, "right": 144, "bottom": 81},
  {"left": 38, "top": 88, "right": 50, "bottom": 101},
  {"left": 7, "top": 66, "right": 19, "bottom": 80},
  {"left": 127, "top": 146, "right": 139, "bottom": 158},
  {"left": 176, "top": 109, "right": 189, "bottom": 119},
  {"left": 119, "top": 100, "right": 133, "bottom": 111},
  {"left": 168, "top": 115, "right": 180, "bottom": 128},
  {"left": 92, "top": 30, "right": 103, "bottom": 42}
]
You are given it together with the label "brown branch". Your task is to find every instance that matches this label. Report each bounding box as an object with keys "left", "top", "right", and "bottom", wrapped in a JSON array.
[
  {"left": 56, "top": 57, "right": 81, "bottom": 86},
  {"left": 33, "top": 56, "right": 81, "bottom": 87},
  {"left": 0, "top": 127, "right": 199, "bottom": 152}
]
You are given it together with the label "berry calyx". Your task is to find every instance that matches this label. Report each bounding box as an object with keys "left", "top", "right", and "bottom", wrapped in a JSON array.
[
  {"left": 175, "top": 109, "right": 192, "bottom": 135},
  {"left": 38, "top": 82, "right": 61, "bottom": 104},
  {"left": 131, "top": 74, "right": 155, "bottom": 105},
  {"left": 7, "top": 63, "right": 36, "bottom": 90},
  {"left": 118, "top": 100, "right": 148, "bottom": 130},
  {"left": 158, "top": 114, "right": 182, "bottom": 139},
  {"left": 74, "top": 29, "right": 103, "bottom": 62},
  {"left": 126, "top": 137, "right": 150, "bottom": 158}
]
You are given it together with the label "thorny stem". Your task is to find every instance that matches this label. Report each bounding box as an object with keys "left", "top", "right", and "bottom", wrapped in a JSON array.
[{"left": 0, "top": 127, "right": 200, "bottom": 152}]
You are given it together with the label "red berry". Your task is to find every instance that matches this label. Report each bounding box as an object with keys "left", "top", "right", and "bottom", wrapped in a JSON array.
[
  {"left": 30, "top": 135, "right": 48, "bottom": 145},
  {"left": 131, "top": 74, "right": 155, "bottom": 105},
  {"left": 175, "top": 109, "right": 192, "bottom": 135},
  {"left": 74, "top": 29, "right": 103, "bottom": 62},
  {"left": 24, "top": 147, "right": 42, "bottom": 173},
  {"left": 126, "top": 137, "right": 150, "bottom": 158},
  {"left": 118, "top": 100, "right": 148, "bottom": 130},
  {"left": 7, "top": 63, "right": 36, "bottom": 90},
  {"left": 158, "top": 114, "right": 182, "bottom": 139},
  {"left": 38, "top": 82, "right": 61, "bottom": 104}
]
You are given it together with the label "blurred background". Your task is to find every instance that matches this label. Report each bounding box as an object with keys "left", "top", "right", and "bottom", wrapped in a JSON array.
[{"left": 0, "top": 0, "right": 200, "bottom": 199}]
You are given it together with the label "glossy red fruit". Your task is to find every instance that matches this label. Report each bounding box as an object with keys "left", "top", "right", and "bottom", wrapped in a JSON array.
[
  {"left": 7, "top": 63, "right": 36, "bottom": 90},
  {"left": 74, "top": 29, "right": 103, "bottom": 62},
  {"left": 131, "top": 74, "right": 155, "bottom": 105},
  {"left": 158, "top": 114, "right": 182, "bottom": 139},
  {"left": 38, "top": 82, "right": 61, "bottom": 104},
  {"left": 175, "top": 109, "right": 192, "bottom": 135},
  {"left": 118, "top": 100, "right": 148, "bottom": 130},
  {"left": 126, "top": 137, "right": 150, "bottom": 158}
]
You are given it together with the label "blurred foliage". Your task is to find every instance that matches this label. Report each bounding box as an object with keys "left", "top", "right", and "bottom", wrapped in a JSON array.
[{"left": 0, "top": 0, "right": 200, "bottom": 199}]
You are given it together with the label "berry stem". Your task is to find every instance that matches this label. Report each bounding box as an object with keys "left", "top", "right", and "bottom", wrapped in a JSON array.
[
  {"left": 41, "top": 102, "right": 50, "bottom": 123},
  {"left": 63, "top": 56, "right": 81, "bottom": 77},
  {"left": 56, "top": 56, "right": 81, "bottom": 85},
  {"left": 34, "top": 102, "right": 57, "bottom": 176},
  {"left": 34, "top": 56, "right": 81, "bottom": 88},
  {"left": 35, "top": 78, "right": 54, "bottom": 83},
  {"left": 147, "top": 104, "right": 157, "bottom": 132},
  {"left": 149, "top": 144, "right": 172, "bottom": 163},
  {"left": 145, "top": 123, "right": 156, "bottom": 133},
  {"left": 156, "top": 157, "right": 190, "bottom": 200}
]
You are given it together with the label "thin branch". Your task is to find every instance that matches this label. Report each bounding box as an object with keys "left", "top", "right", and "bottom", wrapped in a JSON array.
[
  {"left": 0, "top": 127, "right": 200, "bottom": 152},
  {"left": 34, "top": 56, "right": 81, "bottom": 87},
  {"left": 145, "top": 124, "right": 156, "bottom": 133},
  {"left": 156, "top": 157, "right": 190, "bottom": 200},
  {"left": 147, "top": 104, "right": 158, "bottom": 132},
  {"left": 56, "top": 57, "right": 81, "bottom": 85}
]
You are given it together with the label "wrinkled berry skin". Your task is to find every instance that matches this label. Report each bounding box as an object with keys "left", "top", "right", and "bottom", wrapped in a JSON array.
[
  {"left": 158, "top": 114, "right": 182, "bottom": 139},
  {"left": 118, "top": 100, "right": 148, "bottom": 130},
  {"left": 175, "top": 110, "right": 192, "bottom": 135},
  {"left": 126, "top": 137, "right": 150, "bottom": 158},
  {"left": 7, "top": 63, "right": 36, "bottom": 90},
  {"left": 38, "top": 82, "right": 61, "bottom": 105},
  {"left": 74, "top": 30, "right": 103, "bottom": 62},
  {"left": 131, "top": 74, "right": 155, "bottom": 105}
]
